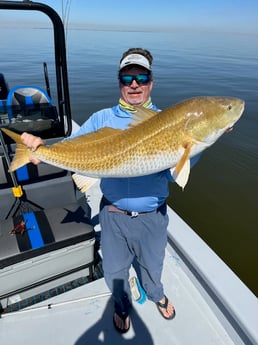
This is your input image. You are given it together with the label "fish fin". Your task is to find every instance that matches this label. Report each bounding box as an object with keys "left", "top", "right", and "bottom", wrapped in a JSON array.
[
  {"left": 1, "top": 127, "right": 23, "bottom": 144},
  {"left": 170, "top": 159, "right": 190, "bottom": 190},
  {"left": 1, "top": 128, "right": 31, "bottom": 172},
  {"left": 171, "top": 142, "right": 193, "bottom": 189},
  {"left": 128, "top": 106, "right": 158, "bottom": 127},
  {"left": 72, "top": 173, "right": 99, "bottom": 193}
]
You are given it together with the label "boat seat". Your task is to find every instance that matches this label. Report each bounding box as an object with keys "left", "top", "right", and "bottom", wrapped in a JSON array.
[
  {"left": 0, "top": 84, "right": 76, "bottom": 220},
  {"left": 4, "top": 85, "right": 63, "bottom": 138}
]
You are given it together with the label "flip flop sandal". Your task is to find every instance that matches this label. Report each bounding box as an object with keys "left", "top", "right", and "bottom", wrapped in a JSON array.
[
  {"left": 113, "top": 310, "right": 130, "bottom": 333},
  {"left": 156, "top": 295, "right": 176, "bottom": 320}
]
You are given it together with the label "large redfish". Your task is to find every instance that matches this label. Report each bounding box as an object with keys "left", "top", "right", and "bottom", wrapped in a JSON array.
[{"left": 1, "top": 96, "right": 244, "bottom": 190}]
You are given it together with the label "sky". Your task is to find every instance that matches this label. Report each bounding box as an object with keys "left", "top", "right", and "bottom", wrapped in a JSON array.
[{"left": 0, "top": 0, "right": 257, "bottom": 34}]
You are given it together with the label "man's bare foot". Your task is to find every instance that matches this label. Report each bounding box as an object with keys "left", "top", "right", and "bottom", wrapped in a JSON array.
[
  {"left": 156, "top": 295, "right": 175, "bottom": 320},
  {"left": 113, "top": 311, "right": 130, "bottom": 333}
]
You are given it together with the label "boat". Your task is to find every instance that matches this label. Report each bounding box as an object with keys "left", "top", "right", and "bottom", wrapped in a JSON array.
[{"left": 0, "top": 2, "right": 257, "bottom": 344}]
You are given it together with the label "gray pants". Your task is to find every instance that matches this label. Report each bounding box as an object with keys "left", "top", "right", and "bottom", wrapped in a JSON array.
[{"left": 99, "top": 204, "right": 169, "bottom": 307}]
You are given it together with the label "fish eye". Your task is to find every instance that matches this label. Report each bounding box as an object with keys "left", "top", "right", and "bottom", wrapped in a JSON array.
[{"left": 228, "top": 104, "right": 232, "bottom": 110}]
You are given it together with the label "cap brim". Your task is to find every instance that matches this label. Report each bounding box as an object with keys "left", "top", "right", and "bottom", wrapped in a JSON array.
[{"left": 119, "top": 54, "right": 151, "bottom": 71}]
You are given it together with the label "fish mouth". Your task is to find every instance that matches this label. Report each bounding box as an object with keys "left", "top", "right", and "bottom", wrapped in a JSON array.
[{"left": 226, "top": 126, "right": 234, "bottom": 133}]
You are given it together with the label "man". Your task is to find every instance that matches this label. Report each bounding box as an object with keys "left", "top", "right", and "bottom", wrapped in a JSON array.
[{"left": 21, "top": 48, "right": 176, "bottom": 333}]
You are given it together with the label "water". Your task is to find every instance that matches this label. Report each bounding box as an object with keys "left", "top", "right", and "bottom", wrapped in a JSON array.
[{"left": 1, "top": 28, "right": 258, "bottom": 295}]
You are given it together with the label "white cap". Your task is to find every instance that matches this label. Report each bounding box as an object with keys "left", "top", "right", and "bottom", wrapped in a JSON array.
[{"left": 119, "top": 54, "right": 151, "bottom": 71}]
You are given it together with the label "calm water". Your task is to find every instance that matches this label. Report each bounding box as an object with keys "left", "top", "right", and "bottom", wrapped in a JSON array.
[{"left": 1, "top": 28, "right": 258, "bottom": 295}]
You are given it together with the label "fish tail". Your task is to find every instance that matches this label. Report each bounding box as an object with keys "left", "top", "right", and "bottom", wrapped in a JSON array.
[
  {"left": 9, "top": 144, "right": 31, "bottom": 172},
  {"left": 1, "top": 128, "right": 31, "bottom": 172}
]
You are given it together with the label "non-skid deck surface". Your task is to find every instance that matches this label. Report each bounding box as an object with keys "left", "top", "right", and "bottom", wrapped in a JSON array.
[{"left": 0, "top": 249, "right": 235, "bottom": 345}]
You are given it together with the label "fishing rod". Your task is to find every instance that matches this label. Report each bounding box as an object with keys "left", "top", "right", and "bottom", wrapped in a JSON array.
[
  {"left": 0, "top": 130, "right": 42, "bottom": 219},
  {"left": 43, "top": 62, "right": 51, "bottom": 99},
  {"left": 0, "top": 130, "right": 23, "bottom": 218}
]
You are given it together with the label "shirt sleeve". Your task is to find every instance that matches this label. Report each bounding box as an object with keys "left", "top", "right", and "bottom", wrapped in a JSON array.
[{"left": 67, "top": 109, "right": 111, "bottom": 139}]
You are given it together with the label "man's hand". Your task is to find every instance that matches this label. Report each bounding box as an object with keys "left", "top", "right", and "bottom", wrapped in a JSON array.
[{"left": 20, "top": 132, "right": 45, "bottom": 165}]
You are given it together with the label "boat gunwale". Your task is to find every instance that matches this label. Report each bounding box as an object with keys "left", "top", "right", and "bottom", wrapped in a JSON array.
[{"left": 166, "top": 206, "right": 258, "bottom": 345}]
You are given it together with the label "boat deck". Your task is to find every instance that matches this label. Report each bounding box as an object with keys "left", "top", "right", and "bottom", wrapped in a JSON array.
[
  {"left": 0, "top": 181, "right": 257, "bottom": 345},
  {"left": 0, "top": 250, "right": 235, "bottom": 345}
]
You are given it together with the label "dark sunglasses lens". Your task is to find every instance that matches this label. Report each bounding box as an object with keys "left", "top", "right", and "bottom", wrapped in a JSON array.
[
  {"left": 119, "top": 75, "right": 134, "bottom": 85},
  {"left": 119, "top": 74, "right": 150, "bottom": 86},
  {"left": 135, "top": 74, "right": 150, "bottom": 84}
]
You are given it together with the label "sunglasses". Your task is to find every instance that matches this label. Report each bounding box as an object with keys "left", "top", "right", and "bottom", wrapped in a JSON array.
[{"left": 119, "top": 74, "right": 151, "bottom": 86}]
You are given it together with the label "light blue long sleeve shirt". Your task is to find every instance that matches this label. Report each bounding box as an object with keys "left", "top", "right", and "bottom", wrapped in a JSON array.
[{"left": 69, "top": 104, "right": 198, "bottom": 212}]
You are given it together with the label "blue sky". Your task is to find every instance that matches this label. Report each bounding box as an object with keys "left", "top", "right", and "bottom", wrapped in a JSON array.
[{"left": 0, "top": 0, "right": 257, "bottom": 34}]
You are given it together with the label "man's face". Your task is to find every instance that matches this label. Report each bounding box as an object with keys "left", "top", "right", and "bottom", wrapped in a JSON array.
[{"left": 119, "top": 66, "right": 153, "bottom": 106}]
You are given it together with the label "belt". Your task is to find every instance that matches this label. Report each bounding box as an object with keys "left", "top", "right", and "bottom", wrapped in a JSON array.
[
  {"left": 108, "top": 205, "right": 146, "bottom": 218},
  {"left": 101, "top": 196, "right": 166, "bottom": 218}
]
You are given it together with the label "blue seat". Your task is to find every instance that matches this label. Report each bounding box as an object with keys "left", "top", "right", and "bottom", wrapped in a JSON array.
[
  {"left": 7, "top": 85, "right": 53, "bottom": 108},
  {"left": 6, "top": 85, "right": 53, "bottom": 120},
  {"left": 4, "top": 85, "right": 61, "bottom": 138}
]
